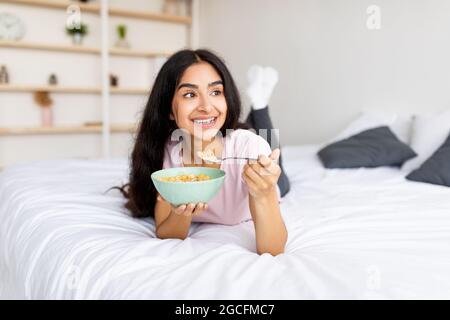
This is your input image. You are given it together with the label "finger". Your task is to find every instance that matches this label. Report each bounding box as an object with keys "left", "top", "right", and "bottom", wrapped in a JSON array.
[
  {"left": 257, "top": 149, "right": 281, "bottom": 174},
  {"left": 257, "top": 154, "right": 272, "bottom": 168},
  {"left": 267, "top": 163, "right": 281, "bottom": 177},
  {"left": 244, "top": 164, "right": 269, "bottom": 188},
  {"left": 249, "top": 161, "right": 272, "bottom": 177},
  {"left": 192, "top": 203, "right": 205, "bottom": 216},
  {"left": 183, "top": 203, "right": 196, "bottom": 216},
  {"left": 258, "top": 156, "right": 281, "bottom": 176},
  {"left": 269, "top": 148, "right": 281, "bottom": 162},
  {"left": 173, "top": 204, "right": 187, "bottom": 215},
  {"left": 191, "top": 203, "right": 202, "bottom": 216},
  {"left": 247, "top": 161, "right": 280, "bottom": 186},
  {"left": 242, "top": 172, "right": 259, "bottom": 191}
]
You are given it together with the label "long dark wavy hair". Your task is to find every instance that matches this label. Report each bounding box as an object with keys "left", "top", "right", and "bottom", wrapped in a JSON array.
[{"left": 113, "top": 49, "right": 249, "bottom": 218}]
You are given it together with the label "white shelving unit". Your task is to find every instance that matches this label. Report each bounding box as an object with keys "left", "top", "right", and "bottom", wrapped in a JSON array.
[{"left": 0, "top": 0, "right": 199, "bottom": 171}]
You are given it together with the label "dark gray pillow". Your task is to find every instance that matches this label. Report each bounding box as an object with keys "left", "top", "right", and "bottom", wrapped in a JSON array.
[
  {"left": 318, "top": 126, "right": 417, "bottom": 169},
  {"left": 406, "top": 132, "right": 450, "bottom": 187}
]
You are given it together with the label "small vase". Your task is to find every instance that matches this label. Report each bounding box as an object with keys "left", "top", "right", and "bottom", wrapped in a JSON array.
[
  {"left": 0, "top": 65, "right": 9, "bottom": 84},
  {"left": 41, "top": 107, "right": 53, "bottom": 127},
  {"left": 115, "top": 38, "right": 130, "bottom": 48},
  {"left": 72, "top": 33, "right": 83, "bottom": 45}
]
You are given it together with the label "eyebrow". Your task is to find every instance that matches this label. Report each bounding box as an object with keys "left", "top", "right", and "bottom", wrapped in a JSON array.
[{"left": 177, "top": 80, "right": 223, "bottom": 90}]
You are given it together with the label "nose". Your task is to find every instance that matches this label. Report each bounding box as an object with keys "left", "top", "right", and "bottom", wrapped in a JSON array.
[{"left": 197, "top": 92, "right": 213, "bottom": 113}]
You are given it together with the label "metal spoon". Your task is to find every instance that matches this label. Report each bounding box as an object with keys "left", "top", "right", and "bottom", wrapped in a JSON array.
[{"left": 197, "top": 151, "right": 259, "bottom": 164}]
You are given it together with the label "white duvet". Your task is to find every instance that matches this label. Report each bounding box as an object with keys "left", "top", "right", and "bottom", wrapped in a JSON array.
[{"left": 1, "top": 145, "right": 450, "bottom": 299}]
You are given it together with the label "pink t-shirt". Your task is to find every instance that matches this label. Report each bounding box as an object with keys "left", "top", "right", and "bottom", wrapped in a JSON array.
[{"left": 162, "top": 129, "right": 281, "bottom": 225}]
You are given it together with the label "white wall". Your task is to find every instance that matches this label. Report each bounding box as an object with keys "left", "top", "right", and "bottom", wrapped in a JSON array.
[
  {"left": 0, "top": 0, "right": 188, "bottom": 167},
  {"left": 198, "top": 0, "right": 450, "bottom": 145}
]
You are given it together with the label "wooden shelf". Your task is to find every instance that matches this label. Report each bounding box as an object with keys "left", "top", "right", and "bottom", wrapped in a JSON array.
[
  {"left": 108, "top": 6, "right": 191, "bottom": 24},
  {"left": 109, "top": 47, "right": 172, "bottom": 58},
  {"left": 2, "top": 0, "right": 98, "bottom": 12},
  {"left": 110, "top": 87, "right": 150, "bottom": 95},
  {"left": 0, "top": 124, "right": 137, "bottom": 136},
  {"left": 2, "top": 0, "right": 192, "bottom": 24},
  {"left": 0, "top": 84, "right": 149, "bottom": 95},
  {"left": 0, "top": 40, "right": 172, "bottom": 58},
  {"left": 0, "top": 84, "right": 100, "bottom": 94},
  {"left": 0, "top": 40, "right": 99, "bottom": 54}
]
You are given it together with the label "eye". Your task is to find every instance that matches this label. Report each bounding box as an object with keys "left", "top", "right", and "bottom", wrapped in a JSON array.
[
  {"left": 211, "top": 90, "right": 222, "bottom": 96},
  {"left": 183, "top": 92, "right": 196, "bottom": 98}
]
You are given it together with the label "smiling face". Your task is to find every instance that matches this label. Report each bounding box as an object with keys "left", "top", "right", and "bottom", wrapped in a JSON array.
[{"left": 171, "top": 61, "right": 227, "bottom": 142}]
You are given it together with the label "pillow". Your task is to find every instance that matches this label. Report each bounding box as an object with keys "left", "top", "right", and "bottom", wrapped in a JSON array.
[
  {"left": 318, "top": 126, "right": 417, "bottom": 169},
  {"left": 406, "top": 131, "right": 450, "bottom": 187},
  {"left": 332, "top": 110, "right": 413, "bottom": 144},
  {"left": 402, "top": 110, "right": 450, "bottom": 172}
]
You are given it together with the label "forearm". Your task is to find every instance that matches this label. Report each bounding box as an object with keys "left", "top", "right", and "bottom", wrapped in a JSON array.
[
  {"left": 156, "top": 210, "right": 193, "bottom": 240},
  {"left": 249, "top": 189, "right": 288, "bottom": 256}
]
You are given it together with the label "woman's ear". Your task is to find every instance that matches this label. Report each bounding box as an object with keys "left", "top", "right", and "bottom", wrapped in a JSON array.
[{"left": 169, "top": 112, "right": 175, "bottom": 121}]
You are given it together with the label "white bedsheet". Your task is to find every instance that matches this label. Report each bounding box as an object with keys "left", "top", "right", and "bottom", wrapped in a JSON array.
[{"left": 1, "top": 145, "right": 450, "bottom": 299}]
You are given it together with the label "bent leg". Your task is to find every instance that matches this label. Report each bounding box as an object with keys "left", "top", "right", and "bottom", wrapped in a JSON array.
[{"left": 248, "top": 106, "right": 291, "bottom": 197}]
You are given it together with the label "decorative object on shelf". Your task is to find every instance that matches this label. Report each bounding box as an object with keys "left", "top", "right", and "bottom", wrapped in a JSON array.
[
  {"left": 84, "top": 121, "right": 102, "bottom": 127},
  {"left": 33, "top": 91, "right": 54, "bottom": 127},
  {"left": 162, "top": 0, "right": 183, "bottom": 15},
  {"left": 0, "top": 65, "right": 9, "bottom": 84},
  {"left": 48, "top": 73, "right": 58, "bottom": 86},
  {"left": 0, "top": 13, "right": 26, "bottom": 40},
  {"left": 109, "top": 74, "right": 119, "bottom": 87},
  {"left": 115, "top": 24, "right": 130, "bottom": 48},
  {"left": 66, "top": 22, "right": 88, "bottom": 45}
]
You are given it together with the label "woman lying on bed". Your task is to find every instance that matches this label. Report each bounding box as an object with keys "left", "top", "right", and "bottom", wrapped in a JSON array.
[{"left": 115, "top": 49, "right": 290, "bottom": 255}]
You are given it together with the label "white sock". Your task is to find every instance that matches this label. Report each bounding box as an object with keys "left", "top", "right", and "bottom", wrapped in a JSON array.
[{"left": 246, "top": 65, "right": 279, "bottom": 110}]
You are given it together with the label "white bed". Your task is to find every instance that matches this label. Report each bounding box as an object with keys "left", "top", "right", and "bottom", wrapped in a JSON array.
[{"left": 1, "top": 145, "right": 450, "bottom": 299}]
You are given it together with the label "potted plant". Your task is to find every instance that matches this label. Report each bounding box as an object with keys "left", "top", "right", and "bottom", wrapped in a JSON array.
[
  {"left": 115, "top": 24, "right": 129, "bottom": 48},
  {"left": 66, "top": 22, "right": 88, "bottom": 45}
]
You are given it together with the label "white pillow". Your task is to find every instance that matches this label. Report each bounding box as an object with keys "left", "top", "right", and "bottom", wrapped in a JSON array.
[
  {"left": 402, "top": 110, "right": 450, "bottom": 172},
  {"left": 332, "top": 110, "right": 413, "bottom": 144}
]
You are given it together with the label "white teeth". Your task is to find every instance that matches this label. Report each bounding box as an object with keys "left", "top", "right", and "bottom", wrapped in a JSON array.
[{"left": 193, "top": 117, "right": 215, "bottom": 124}]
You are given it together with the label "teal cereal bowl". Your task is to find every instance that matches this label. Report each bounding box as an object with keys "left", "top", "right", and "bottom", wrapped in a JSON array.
[{"left": 151, "top": 167, "right": 226, "bottom": 207}]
